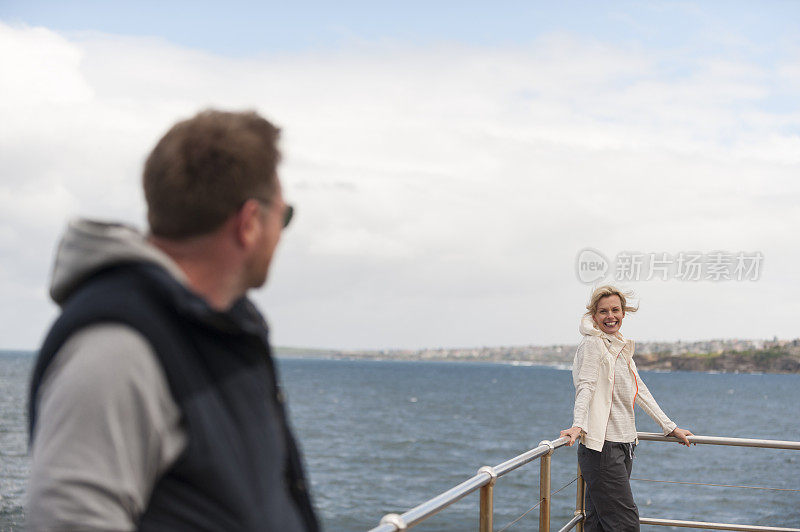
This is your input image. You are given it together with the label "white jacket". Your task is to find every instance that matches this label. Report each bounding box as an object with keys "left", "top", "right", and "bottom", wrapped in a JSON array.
[{"left": 571, "top": 315, "right": 676, "bottom": 451}]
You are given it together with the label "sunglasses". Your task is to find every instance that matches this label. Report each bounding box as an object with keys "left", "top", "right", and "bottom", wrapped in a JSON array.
[
  {"left": 252, "top": 198, "right": 294, "bottom": 229},
  {"left": 282, "top": 204, "right": 294, "bottom": 228}
]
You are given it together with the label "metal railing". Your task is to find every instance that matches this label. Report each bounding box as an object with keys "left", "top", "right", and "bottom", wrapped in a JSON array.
[
  {"left": 636, "top": 432, "right": 800, "bottom": 532},
  {"left": 369, "top": 435, "right": 577, "bottom": 532},
  {"left": 368, "top": 432, "right": 800, "bottom": 532}
]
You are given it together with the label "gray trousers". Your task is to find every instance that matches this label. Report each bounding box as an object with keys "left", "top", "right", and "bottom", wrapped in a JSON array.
[{"left": 577, "top": 441, "right": 640, "bottom": 532}]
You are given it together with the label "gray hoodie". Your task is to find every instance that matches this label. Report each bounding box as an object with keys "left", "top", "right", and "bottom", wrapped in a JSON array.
[
  {"left": 49, "top": 219, "right": 187, "bottom": 304},
  {"left": 28, "top": 219, "right": 188, "bottom": 531}
]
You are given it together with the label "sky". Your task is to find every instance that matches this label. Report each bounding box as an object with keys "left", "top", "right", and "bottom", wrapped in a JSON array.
[{"left": 1, "top": 1, "right": 799, "bottom": 350}]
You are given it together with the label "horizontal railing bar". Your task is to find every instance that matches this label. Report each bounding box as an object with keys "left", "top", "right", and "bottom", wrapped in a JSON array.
[
  {"left": 637, "top": 432, "right": 800, "bottom": 450},
  {"left": 640, "top": 517, "right": 800, "bottom": 531},
  {"left": 494, "top": 436, "right": 570, "bottom": 476},
  {"left": 493, "top": 443, "right": 550, "bottom": 476},
  {"left": 556, "top": 513, "right": 584, "bottom": 532},
  {"left": 368, "top": 472, "right": 492, "bottom": 532},
  {"left": 402, "top": 473, "right": 490, "bottom": 527}
]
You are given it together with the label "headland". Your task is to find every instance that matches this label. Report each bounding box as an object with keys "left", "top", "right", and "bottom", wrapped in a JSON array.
[{"left": 276, "top": 338, "right": 800, "bottom": 374}]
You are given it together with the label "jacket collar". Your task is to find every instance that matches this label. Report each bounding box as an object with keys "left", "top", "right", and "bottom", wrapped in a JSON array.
[
  {"left": 579, "top": 315, "right": 634, "bottom": 358},
  {"left": 138, "top": 263, "right": 269, "bottom": 339}
]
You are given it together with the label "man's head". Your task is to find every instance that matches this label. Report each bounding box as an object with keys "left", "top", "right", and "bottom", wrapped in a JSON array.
[
  {"left": 144, "top": 110, "right": 291, "bottom": 304},
  {"left": 144, "top": 109, "right": 281, "bottom": 239}
]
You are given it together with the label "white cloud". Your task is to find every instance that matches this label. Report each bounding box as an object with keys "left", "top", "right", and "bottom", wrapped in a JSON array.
[
  {"left": 0, "top": 20, "right": 798, "bottom": 349},
  {"left": 0, "top": 23, "right": 93, "bottom": 109}
]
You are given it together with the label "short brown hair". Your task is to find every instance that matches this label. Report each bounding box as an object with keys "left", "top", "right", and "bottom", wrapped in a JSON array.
[
  {"left": 144, "top": 109, "right": 281, "bottom": 238},
  {"left": 585, "top": 285, "right": 638, "bottom": 315}
]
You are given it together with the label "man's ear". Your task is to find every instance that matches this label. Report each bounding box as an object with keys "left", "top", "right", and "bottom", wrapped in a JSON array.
[{"left": 235, "top": 199, "right": 261, "bottom": 248}]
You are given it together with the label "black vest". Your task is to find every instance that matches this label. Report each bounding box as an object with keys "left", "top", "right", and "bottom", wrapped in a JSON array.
[{"left": 29, "top": 263, "right": 320, "bottom": 531}]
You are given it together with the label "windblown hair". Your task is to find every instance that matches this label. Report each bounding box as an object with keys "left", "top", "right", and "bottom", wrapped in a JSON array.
[
  {"left": 585, "top": 285, "right": 639, "bottom": 316},
  {"left": 144, "top": 109, "right": 281, "bottom": 238}
]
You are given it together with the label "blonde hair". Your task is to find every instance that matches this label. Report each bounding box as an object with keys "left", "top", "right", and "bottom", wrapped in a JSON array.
[{"left": 585, "top": 285, "right": 638, "bottom": 316}]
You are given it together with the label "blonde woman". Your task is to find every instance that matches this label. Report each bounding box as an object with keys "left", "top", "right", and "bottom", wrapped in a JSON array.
[{"left": 560, "top": 286, "right": 693, "bottom": 532}]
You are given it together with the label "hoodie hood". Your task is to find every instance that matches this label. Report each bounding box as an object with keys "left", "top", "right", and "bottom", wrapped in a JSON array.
[
  {"left": 579, "top": 314, "right": 605, "bottom": 337},
  {"left": 50, "top": 219, "right": 187, "bottom": 305}
]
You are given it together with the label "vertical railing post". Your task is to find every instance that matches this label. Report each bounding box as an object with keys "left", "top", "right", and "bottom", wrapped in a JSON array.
[
  {"left": 478, "top": 466, "right": 498, "bottom": 532},
  {"left": 538, "top": 440, "right": 554, "bottom": 532},
  {"left": 479, "top": 484, "right": 494, "bottom": 532},
  {"left": 575, "top": 462, "right": 585, "bottom": 532}
]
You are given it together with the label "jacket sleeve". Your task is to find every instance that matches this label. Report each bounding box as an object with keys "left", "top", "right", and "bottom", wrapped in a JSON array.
[
  {"left": 27, "top": 324, "right": 186, "bottom": 531},
  {"left": 631, "top": 360, "right": 677, "bottom": 435},
  {"left": 571, "top": 337, "right": 604, "bottom": 430}
]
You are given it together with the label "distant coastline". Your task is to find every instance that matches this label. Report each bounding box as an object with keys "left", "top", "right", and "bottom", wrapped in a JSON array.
[
  {"left": 6, "top": 339, "right": 799, "bottom": 374},
  {"left": 275, "top": 338, "right": 800, "bottom": 374}
]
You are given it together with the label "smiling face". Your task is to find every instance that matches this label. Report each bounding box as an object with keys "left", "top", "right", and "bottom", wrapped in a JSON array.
[{"left": 592, "top": 294, "right": 625, "bottom": 335}]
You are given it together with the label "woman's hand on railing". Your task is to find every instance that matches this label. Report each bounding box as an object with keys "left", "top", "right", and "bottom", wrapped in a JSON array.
[
  {"left": 667, "top": 427, "right": 695, "bottom": 447},
  {"left": 560, "top": 426, "right": 582, "bottom": 446}
]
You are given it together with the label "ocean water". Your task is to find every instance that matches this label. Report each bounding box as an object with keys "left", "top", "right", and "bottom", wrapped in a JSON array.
[{"left": 1, "top": 352, "right": 798, "bottom": 531}]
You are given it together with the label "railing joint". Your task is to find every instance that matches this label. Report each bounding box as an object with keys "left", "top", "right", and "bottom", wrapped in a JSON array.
[
  {"left": 539, "top": 439, "right": 555, "bottom": 456},
  {"left": 379, "top": 513, "right": 407, "bottom": 530},
  {"left": 477, "top": 465, "right": 498, "bottom": 486}
]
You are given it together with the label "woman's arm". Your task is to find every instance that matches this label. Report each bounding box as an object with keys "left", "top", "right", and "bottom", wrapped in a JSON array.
[
  {"left": 572, "top": 338, "right": 604, "bottom": 430},
  {"left": 561, "top": 338, "right": 603, "bottom": 446},
  {"left": 632, "top": 367, "right": 677, "bottom": 435},
  {"left": 632, "top": 361, "right": 693, "bottom": 446}
]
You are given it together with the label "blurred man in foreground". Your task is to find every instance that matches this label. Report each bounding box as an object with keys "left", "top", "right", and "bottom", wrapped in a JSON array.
[{"left": 27, "top": 110, "right": 319, "bottom": 531}]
